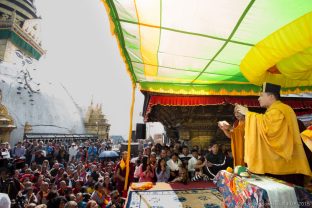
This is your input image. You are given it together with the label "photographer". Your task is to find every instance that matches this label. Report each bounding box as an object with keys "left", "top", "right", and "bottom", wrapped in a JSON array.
[
  {"left": 106, "top": 190, "right": 125, "bottom": 208},
  {"left": 24, "top": 186, "right": 38, "bottom": 205},
  {"left": 0, "top": 142, "right": 10, "bottom": 159}
]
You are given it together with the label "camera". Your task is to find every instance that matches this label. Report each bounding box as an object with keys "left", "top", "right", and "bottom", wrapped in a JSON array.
[{"left": 82, "top": 193, "right": 91, "bottom": 202}]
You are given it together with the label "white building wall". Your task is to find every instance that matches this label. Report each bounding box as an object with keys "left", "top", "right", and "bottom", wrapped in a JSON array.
[{"left": 0, "top": 61, "right": 85, "bottom": 145}]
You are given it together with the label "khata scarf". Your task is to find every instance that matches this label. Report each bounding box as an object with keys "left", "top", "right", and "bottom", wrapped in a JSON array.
[{"left": 120, "top": 159, "right": 126, "bottom": 171}]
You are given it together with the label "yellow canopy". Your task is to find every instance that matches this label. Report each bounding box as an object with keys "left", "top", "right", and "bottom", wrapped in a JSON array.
[
  {"left": 102, "top": 0, "right": 312, "bottom": 95},
  {"left": 241, "top": 12, "right": 312, "bottom": 88}
]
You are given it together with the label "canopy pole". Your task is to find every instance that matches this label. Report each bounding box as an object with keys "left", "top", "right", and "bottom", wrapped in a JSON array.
[{"left": 124, "top": 83, "right": 136, "bottom": 192}]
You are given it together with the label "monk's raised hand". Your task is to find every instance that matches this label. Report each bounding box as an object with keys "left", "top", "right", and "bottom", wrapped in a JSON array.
[
  {"left": 236, "top": 104, "right": 248, "bottom": 115},
  {"left": 218, "top": 121, "right": 230, "bottom": 130}
]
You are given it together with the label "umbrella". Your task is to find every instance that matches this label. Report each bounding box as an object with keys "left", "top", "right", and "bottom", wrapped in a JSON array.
[{"left": 99, "top": 150, "right": 119, "bottom": 158}]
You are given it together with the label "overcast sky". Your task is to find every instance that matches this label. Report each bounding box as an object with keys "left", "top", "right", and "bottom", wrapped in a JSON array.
[{"left": 35, "top": 0, "right": 163, "bottom": 138}]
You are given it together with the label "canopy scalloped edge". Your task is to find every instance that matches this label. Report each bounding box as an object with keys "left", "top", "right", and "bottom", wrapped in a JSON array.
[
  {"left": 139, "top": 82, "right": 312, "bottom": 96},
  {"left": 240, "top": 11, "right": 312, "bottom": 88}
]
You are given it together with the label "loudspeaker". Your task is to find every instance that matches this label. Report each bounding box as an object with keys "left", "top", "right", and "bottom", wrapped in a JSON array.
[
  {"left": 136, "top": 123, "right": 146, "bottom": 140},
  {"left": 120, "top": 143, "right": 139, "bottom": 157},
  {"left": 131, "top": 130, "right": 136, "bottom": 142}
]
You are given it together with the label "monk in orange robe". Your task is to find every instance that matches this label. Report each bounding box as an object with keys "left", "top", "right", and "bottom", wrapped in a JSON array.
[
  {"left": 301, "top": 124, "right": 312, "bottom": 190},
  {"left": 218, "top": 105, "right": 245, "bottom": 167},
  {"left": 236, "top": 82, "right": 311, "bottom": 186},
  {"left": 301, "top": 124, "right": 312, "bottom": 152}
]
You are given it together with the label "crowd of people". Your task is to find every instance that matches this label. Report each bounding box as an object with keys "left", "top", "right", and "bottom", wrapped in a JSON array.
[
  {"left": 0, "top": 137, "right": 233, "bottom": 208},
  {"left": 1, "top": 82, "right": 311, "bottom": 207}
]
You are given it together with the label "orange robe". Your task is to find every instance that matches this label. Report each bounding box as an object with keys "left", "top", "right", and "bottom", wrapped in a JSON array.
[
  {"left": 230, "top": 120, "right": 245, "bottom": 166},
  {"left": 244, "top": 101, "right": 311, "bottom": 176},
  {"left": 301, "top": 126, "right": 312, "bottom": 152}
]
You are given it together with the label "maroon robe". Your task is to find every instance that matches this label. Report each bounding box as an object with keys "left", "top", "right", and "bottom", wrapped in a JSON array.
[{"left": 114, "top": 160, "right": 134, "bottom": 195}]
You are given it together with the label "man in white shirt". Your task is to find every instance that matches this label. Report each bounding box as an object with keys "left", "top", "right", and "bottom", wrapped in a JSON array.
[
  {"left": 68, "top": 143, "right": 78, "bottom": 161},
  {"left": 179, "top": 146, "right": 192, "bottom": 167},
  {"left": 188, "top": 149, "right": 199, "bottom": 178}
]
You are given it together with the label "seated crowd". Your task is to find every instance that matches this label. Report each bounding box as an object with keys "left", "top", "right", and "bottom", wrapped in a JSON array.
[{"left": 0, "top": 139, "right": 232, "bottom": 208}]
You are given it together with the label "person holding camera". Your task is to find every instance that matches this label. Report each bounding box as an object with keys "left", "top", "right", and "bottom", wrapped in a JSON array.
[{"left": 106, "top": 190, "right": 125, "bottom": 208}]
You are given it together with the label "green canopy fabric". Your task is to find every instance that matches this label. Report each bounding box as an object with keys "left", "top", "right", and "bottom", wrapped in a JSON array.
[{"left": 103, "top": 0, "right": 312, "bottom": 95}]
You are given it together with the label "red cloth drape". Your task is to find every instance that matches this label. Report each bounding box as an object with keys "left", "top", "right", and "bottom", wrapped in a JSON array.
[{"left": 144, "top": 95, "right": 312, "bottom": 120}]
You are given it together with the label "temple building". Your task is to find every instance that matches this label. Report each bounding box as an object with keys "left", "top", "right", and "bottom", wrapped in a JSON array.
[
  {"left": 0, "top": 90, "right": 16, "bottom": 142},
  {"left": 0, "top": 0, "right": 44, "bottom": 62},
  {"left": 0, "top": 0, "right": 85, "bottom": 145},
  {"left": 143, "top": 94, "right": 312, "bottom": 148},
  {"left": 84, "top": 102, "right": 110, "bottom": 141}
]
